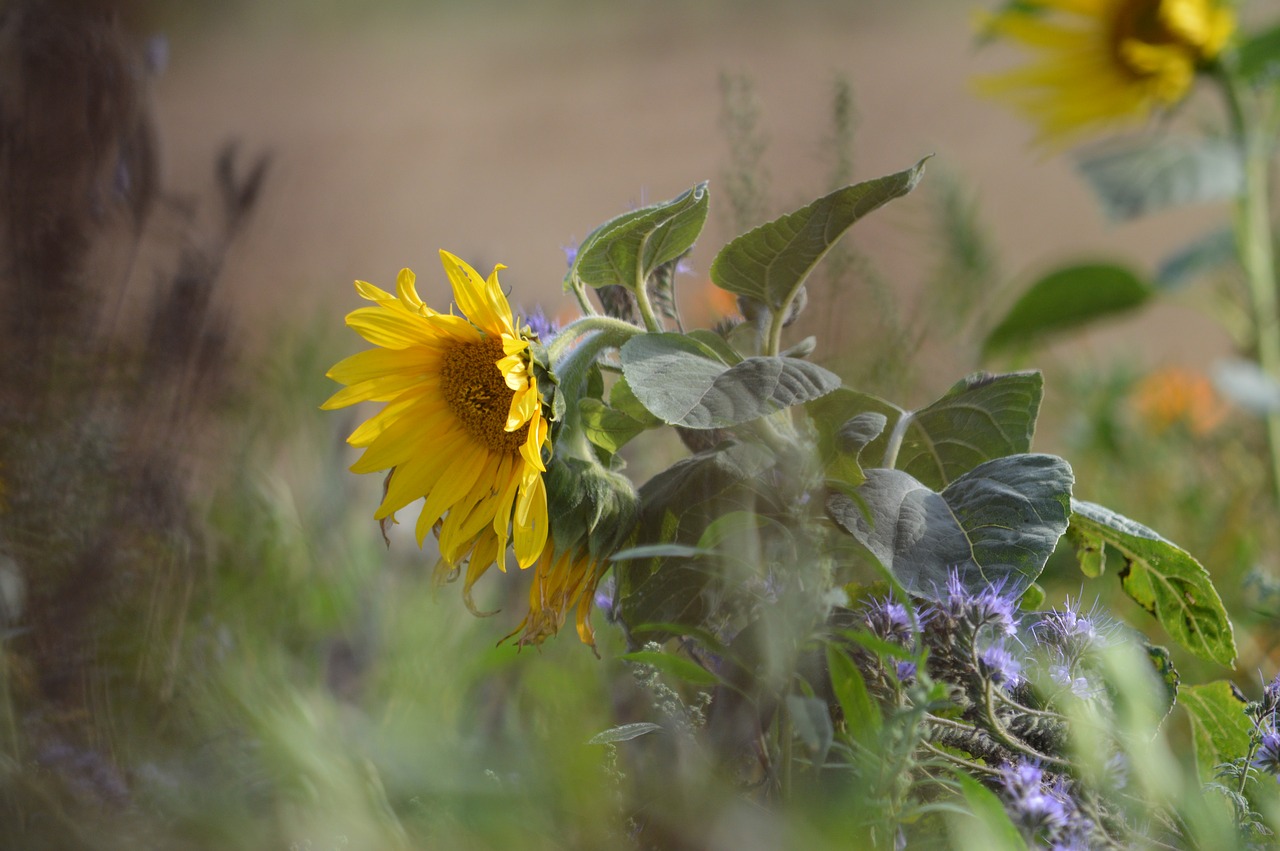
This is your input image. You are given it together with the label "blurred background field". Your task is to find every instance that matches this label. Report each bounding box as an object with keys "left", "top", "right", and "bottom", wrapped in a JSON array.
[{"left": 2, "top": 0, "right": 1276, "bottom": 848}]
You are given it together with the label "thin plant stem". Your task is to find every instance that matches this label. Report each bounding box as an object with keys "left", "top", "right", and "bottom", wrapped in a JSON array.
[{"left": 1220, "top": 71, "right": 1280, "bottom": 507}]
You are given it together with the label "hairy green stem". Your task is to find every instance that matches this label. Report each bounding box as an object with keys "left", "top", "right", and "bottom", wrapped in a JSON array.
[
  {"left": 882, "top": 411, "right": 914, "bottom": 470},
  {"left": 632, "top": 275, "right": 665, "bottom": 334},
  {"left": 566, "top": 273, "right": 599, "bottom": 317},
  {"left": 547, "top": 315, "right": 644, "bottom": 365}
]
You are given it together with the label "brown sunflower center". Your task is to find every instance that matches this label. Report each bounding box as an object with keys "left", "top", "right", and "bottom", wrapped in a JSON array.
[
  {"left": 1110, "top": 0, "right": 1181, "bottom": 72},
  {"left": 441, "top": 336, "right": 529, "bottom": 454}
]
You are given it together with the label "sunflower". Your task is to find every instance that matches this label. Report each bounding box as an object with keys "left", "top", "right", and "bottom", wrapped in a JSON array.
[
  {"left": 978, "top": 0, "right": 1235, "bottom": 143},
  {"left": 323, "top": 251, "right": 551, "bottom": 596},
  {"left": 510, "top": 540, "right": 609, "bottom": 649}
]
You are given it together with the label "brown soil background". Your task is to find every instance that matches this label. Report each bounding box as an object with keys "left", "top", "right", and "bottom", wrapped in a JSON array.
[{"left": 146, "top": 0, "right": 1232, "bottom": 392}]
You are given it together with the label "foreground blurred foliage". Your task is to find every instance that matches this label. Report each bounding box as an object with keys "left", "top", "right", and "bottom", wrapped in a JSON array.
[{"left": 4, "top": 2, "right": 1280, "bottom": 850}]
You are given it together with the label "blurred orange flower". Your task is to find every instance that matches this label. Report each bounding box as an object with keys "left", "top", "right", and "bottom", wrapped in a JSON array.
[{"left": 1132, "top": 365, "right": 1227, "bottom": 435}]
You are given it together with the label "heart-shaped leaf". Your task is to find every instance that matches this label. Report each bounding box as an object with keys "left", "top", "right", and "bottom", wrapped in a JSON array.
[{"left": 827, "top": 454, "right": 1073, "bottom": 598}]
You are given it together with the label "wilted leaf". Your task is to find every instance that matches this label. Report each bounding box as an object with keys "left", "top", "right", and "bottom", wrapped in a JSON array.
[
  {"left": 1069, "top": 500, "right": 1237, "bottom": 667},
  {"left": 827, "top": 454, "right": 1073, "bottom": 598},
  {"left": 983, "top": 264, "right": 1152, "bottom": 356}
]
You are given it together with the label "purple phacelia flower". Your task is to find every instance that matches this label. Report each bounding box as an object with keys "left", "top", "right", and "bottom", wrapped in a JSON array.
[
  {"left": 594, "top": 574, "right": 617, "bottom": 623},
  {"left": 998, "top": 760, "right": 1072, "bottom": 836},
  {"left": 562, "top": 242, "right": 579, "bottom": 267},
  {"left": 1253, "top": 727, "right": 1280, "bottom": 777},
  {"left": 522, "top": 306, "right": 559, "bottom": 341},
  {"left": 1263, "top": 673, "right": 1280, "bottom": 713},
  {"left": 895, "top": 661, "right": 917, "bottom": 683},
  {"left": 1049, "top": 663, "right": 1095, "bottom": 700},
  {"left": 933, "top": 569, "right": 1020, "bottom": 636},
  {"left": 981, "top": 643, "right": 1024, "bottom": 689},
  {"left": 864, "top": 597, "right": 913, "bottom": 644},
  {"left": 1033, "top": 597, "right": 1110, "bottom": 655}
]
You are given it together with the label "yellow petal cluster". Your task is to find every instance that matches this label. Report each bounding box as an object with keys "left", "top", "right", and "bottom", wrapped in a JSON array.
[
  {"left": 323, "top": 251, "right": 550, "bottom": 593},
  {"left": 978, "top": 0, "right": 1234, "bottom": 143},
  {"left": 509, "top": 540, "right": 608, "bottom": 650}
]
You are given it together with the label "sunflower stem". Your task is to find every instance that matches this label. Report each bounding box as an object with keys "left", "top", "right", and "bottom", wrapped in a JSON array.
[
  {"left": 632, "top": 277, "right": 665, "bottom": 334},
  {"left": 1221, "top": 71, "right": 1280, "bottom": 507}
]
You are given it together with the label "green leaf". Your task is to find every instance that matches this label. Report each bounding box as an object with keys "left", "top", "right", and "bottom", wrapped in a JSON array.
[
  {"left": 1076, "top": 137, "right": 1243, "bottom": 221},
  {"left": 983, "top": 263, "right": 1152, "bottom": 356},
  {"left": 1069, "top": 500, "right": 1237, "bottom": 667},
  {"left": 896, "top": 371, "right": 1044, "bottom": 490},
  {"left": 786, "top": 694, "right": 835, "bottom": 763},
  {"left": 827, "top": 644, "right": 881, "bottom": 742},
  {"left": 1156, "top": 227, "right": 1237, "bottom": 291},
  {"left": 1066, "top": 522, "right": 1105, "bottom": 578},
  {"left": 620, "top": 332, "right": 841, "bottom": 429},
  {"left": 838, "top": 412, "right": 888, "bottom": 456},
  {"left": 1145, "top": 642, "right": 1180, "bottom": 726},
  {"left": 587, "top": 722, "right": 663, "bottom": 745},
  {"left": 710, "top": 159, "right": 927, "bottom": 313},
  {"left": 621, "top": 649, "right": 720, "bottom": 686},
  {"left": 610, "top": 543, "right": 711, "bottom": 561},
  {"left": 827, "top": 454, "right": 1073, "bottom": 598},
  {"left": 1181, "top": 681, "right": 1251, "bottom": 784},
  {"left": 806, "top": 388, "right": 904, "bottom": 488},
  {"left": 580, "top": 398, "right": 652, "bottom": 454},
  {"left": 619, "top": 442, "right": 776, "bottom": 633},
  {"left": 1236, "top": 23, "right": 1280, "bottom": 87},
  {"left": 568, "top": 182, "right": 709, "bottom": 293},
  {"left": 948, "top": 770, "right": 1029, "bottom": 851},
  {"left": 807, "top": 373, "right": 1042, "bottom": 492}
]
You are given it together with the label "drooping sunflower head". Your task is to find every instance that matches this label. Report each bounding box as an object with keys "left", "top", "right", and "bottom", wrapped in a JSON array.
[
  {"left": 978, "top": 0, "right": 1235, "bottom": 143},
  {"left": 509, "top": 539, "right": 610, "bottom": 650},
  {"left": 323, "top": 250, "right": 552, "bottom": 595}
]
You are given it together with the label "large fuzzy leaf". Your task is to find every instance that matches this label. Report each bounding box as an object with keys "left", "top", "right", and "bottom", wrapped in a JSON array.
[
  {"left": 621, "top": 332, "right": 840, "bottom": 429},
  {"left": 807, "top": 372, "right": 1042, "bottom": 491},
  {"left": 568, "top": 182, "right": 709, "bottom": 293},
  {"left": 710, "top": 159, "right": 927, "bottom": 313},
  {"left": 827, "top": 454, "right": 1073, "bottom": 598}
]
